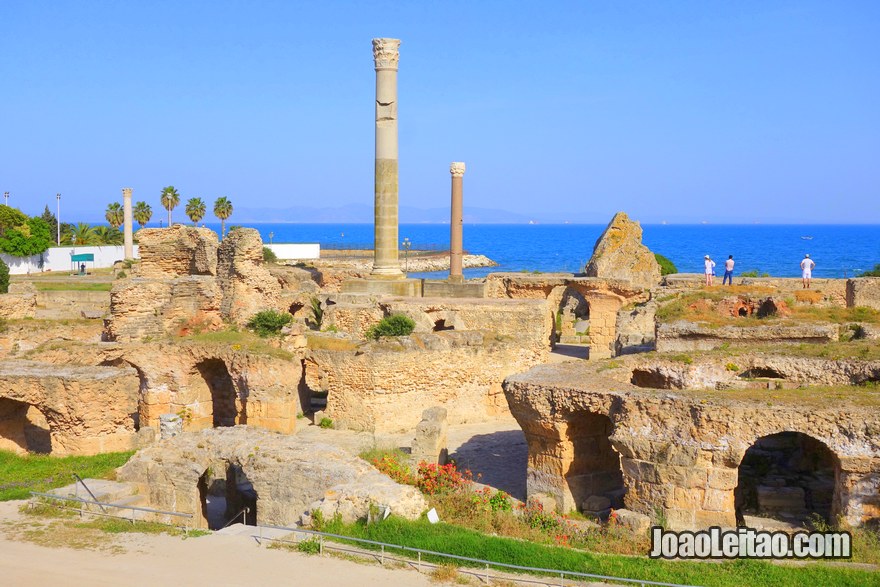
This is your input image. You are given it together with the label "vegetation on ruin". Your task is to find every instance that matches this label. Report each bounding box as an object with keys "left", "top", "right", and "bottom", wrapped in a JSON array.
[
  {"left": 183, "top": 329, "right": 294, "bottom": 359},
  {"left": 654, "top": 253, "right": 678, "bottom": 276},
  {"left": 308, "top": 296, "right": 323, "bottom": 329},
  {"left": 365, "top": 314, "right": 416, "bottom": 340},
  {"left": 262, "top": 246, "right": 277, "bottom": 264},
  {"left": 316, "top": 514, "right": 878, "bottom": 587},
  {"left": 246, "top": 309, "right": 293, "bottom": 337},
  {"left": 32, "top": 281, "right": 113, "bottom": 292},
  {"left": 654, "top": 287, "right": 880, "bottom": 327},
  {"left": 0, "top": 450, "right": 134, "bottom": 501},
  {"left": 305, "top": 333, "right": 360, "bottom": 352},
  {"left": 859, "top": 264, "right": 880, "bottom": 277}
]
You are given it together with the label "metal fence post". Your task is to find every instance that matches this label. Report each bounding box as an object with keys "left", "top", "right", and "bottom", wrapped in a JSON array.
[
  {"left": 417, "top": 551, "right": 421, "bottom": 572},
  {"left": 380, "top": 544, "right": 385, "bottom": 565},
  {"left": 319, "top": 535, "right": 324, "bottom": 556},
  {"left": 485, "top": 563, "right": 490, "bottom": 584}
]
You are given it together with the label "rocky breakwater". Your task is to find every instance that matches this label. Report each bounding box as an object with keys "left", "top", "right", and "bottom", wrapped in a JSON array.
[
  {"left": 105, "top": 226, "right": 282, "bottom": 341},
  {"left": 503, "top": 359, "right": 880, "bottom": 530},
  {"left": 117, "top": 427, "right": 427, "bottom": 528},
  {"left": 0, "top": 360, "right": 139, "bottom": 455}
]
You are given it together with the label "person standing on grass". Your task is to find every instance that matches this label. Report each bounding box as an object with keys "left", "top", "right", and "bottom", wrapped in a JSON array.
[
  {"left": 722, "top": 255, "right": 735, "bottom": 285},
  {"left": 704, "top": 255, "right": 716, "bottom": 286},
  {"left": 801, "top": 254, "right": 815, "bottom": 288}
]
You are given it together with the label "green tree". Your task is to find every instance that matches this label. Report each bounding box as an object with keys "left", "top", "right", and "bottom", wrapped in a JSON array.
[
  {"left": 185, "top": 197, "right": 206, "bottom": 226},
  {"left": 654, "top": 253, "right": 678, "bottom": 276},
  {"left": 213, "top": 196, "right": 233, "bottom": 238},
  {"left": 0, "top": 257, "right": 9, "bottom": 293},
  {"left": 0, "top": 205, "right": 28, "bottom": 237},
  {"left": 160, "top": 186, "right": 180, "bottom": 226},
  {"left": 41, "top": 205, "right": 59, "bottom": 244},
  {"left": 93, "top": 226, "right": 124, "bottom": 245},
  {"left": 105, "top": 202, "right": 124, "bottom": 229},
  {"left": 133, "top": 201, "right": 152, "bottom": 229},
  {"left": 61, "top": 223, "right": 97, "bottom": 246},
  {"left": 0, "top": 217, "right": 54, "bottom": 260}
]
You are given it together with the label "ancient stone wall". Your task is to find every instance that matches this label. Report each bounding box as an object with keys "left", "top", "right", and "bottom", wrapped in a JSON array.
[
  {"left": 655, "top": 321, "right": 839, "bottom": 352},
  {"left": 305, "top": 331, "right": 548, "bottom": 433},
  {"left": 136, "top": 226, "right": 219, "bottom": 278},
  {"left": 0, "top": 360, "right": 139, "bottom": 455},
  {"left": 217, "top": 228, "right": 282, "bottom": 324},
  {"left": 503, "top": 360, "right": 880, "bottom": 529},
  {"left": 847, "top": 277, "right": 880, "bottom": 310},
  {"left": 663, "top": 275, "right": 848, "bottom": 306},
  {"left": 0, "top": 282, "right": 37, "bottom": 319}
]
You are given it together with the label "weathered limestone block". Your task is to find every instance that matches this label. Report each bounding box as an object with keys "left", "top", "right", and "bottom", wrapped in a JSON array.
[
  {"left": 117, "top": 427, "right": 427, "bottom": 528},
  {"left": 410, "top": 407, "right": 448, "bottom": 466},
  {"left": 615, "top": 300, "right": 657, "bottom": 355},
  {"left": 159, "top": 414, "right": 183, "bottom": 439},
  {"left": 847, "top": 278, "right": 880, "bottom": 310},
  {"left": 217, "top": 228, "right": 282, "bottom": 325},
  {"left": 655, "top": 321, "right": 839, "bottom": 352},
  {"left": 137, "top": 226, "right": 218, "bottom": 278},
  {"left": 0, "top": 360, "right": 139, "bottom": 455},
  {"left": 0, "top": 282, "right": 37, "bottom": 319},
  {"left": 584, "top": 212, "right": 661, "bottom": 289},
  {"left": 614, "top": 508, "right": 651, "bottom": 534},
  {"left": 323, "top": 302, "right": 385, "bottom": 338}
]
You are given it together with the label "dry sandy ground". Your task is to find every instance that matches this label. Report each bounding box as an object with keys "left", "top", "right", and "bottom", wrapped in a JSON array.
[{"left": 0, "top": 501, "right": 434, "bottom": 587}]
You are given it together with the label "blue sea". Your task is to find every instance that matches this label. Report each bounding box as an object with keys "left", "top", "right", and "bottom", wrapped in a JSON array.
[{"left": 200, "top": 223, "right": 880, "bottom": 280}]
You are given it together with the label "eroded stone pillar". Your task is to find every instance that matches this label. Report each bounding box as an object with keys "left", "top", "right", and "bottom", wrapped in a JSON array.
[
  {"left": 449, "top": 162, "right": 465, "bottom": 282},
  {"left": 371, "top": 38, "right": 404, "bottom": 278},
  {"left": 122, "top": 187, "right": 134, "bottom": 259}
]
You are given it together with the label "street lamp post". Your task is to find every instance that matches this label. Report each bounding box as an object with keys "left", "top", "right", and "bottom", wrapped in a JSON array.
[
  {"left": 269, "top": 231, "right": 274, "bottom": 245},
  {"left": 56, "top": 193, "right": 61, "bottom": 245},
  {"left": 3, "top": 192, "right": 8, "bottom": 206},
  {"left": 402, "top": 237, "right": 412, "bottom": 273}
]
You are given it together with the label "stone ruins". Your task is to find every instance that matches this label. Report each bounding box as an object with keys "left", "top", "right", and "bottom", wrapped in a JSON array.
[{"left": 1, "top": 35, "right": 878, "bottom": 537}]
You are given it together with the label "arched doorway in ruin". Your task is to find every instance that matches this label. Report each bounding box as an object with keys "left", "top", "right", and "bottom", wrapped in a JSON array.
[
  {"left": 735, "top": 431, "right": 840, "bottom": 526},
  {"left": 0, "top": 398, "right": 52, "bottom": 454},
  {"left": 565, "top": 411, "right": 625, "bottom": 515},
  {"left": 198, "top": 462, "right": 258, "bottom": 529},
  {"left": 194, "top": 359, "right": 244, "bottom": 428}
]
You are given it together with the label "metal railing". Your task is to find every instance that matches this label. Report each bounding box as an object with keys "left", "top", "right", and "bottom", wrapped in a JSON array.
[
  {"left": 250, "top": 524, "right": 698, "bottom": 587},
  {"left": 29, "top": 491, "right": 193, "bottom": 525},
  {"left": 221, "top": 507, "right": 250, "bottom": 530},
  {"left": 72, "top": 474, "right": 106, "bottom": 513}
]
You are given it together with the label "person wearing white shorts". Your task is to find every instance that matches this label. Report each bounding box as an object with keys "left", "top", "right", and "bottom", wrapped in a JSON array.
[
  {"left": 800, "top": 254, "right": 815, "bottom": 288},
  {"left": 704, "top": 255, "right": 716, "bottom": 286}
]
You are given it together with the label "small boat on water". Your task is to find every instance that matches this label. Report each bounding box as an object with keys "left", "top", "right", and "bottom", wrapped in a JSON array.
[{"left": 801, "top": 236, "right": 813, "bottom": 240}]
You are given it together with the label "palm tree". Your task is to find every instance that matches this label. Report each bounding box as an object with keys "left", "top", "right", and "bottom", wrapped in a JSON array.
[
  {"left": 213, "top": 196, "right": 233, "bottom": 238},
  {"left": 133, "top": 201, "right": 152, "bottom": 229},
  {"left": 185, "top": 197, "right": 206, "bottom": 226},
  {"left": 160, "top": 186, "right": 180, "bottom": 226},
  {"left": 105, "top": 202, "right": 124, "bottom": 229},
  {"left": 61, "top": 223, "right": 97, "bottom": 245},
  {"left": 93, "top": 225, "right": 124, "bottom": 245}
]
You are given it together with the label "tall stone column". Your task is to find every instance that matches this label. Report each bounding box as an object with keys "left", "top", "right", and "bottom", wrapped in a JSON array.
[
  {"left": 449, "top": 162, "right": 465, "bottom": 283},
  {"left": 371, "top": 38, "right": 404, "bottom": 278},
  {"left": 122, "top": 187, "right": 134, "bottom": 260}
]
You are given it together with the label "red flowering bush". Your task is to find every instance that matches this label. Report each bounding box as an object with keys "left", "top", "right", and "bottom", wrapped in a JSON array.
[
  {"left": 416, "top": 461, "right": 473, "bottom": 495},
  {"left": 372, "top": 453, "right": 413, "bottom": 485}
]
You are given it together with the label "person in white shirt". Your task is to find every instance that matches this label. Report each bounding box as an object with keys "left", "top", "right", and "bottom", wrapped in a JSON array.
[
  {"left": 704, "top": 255, "right": 716, "bottom": 286},
  {"left": 800, "top": 254, "right": 815, "bottom": 289},
  {"left": 722, "top": 255, "right": 735, "bottom": 285}
]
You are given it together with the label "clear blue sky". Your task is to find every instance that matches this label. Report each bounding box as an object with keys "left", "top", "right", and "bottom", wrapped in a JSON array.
[{"left": 1, "top": 1, "right": 878, "bottom": 223}]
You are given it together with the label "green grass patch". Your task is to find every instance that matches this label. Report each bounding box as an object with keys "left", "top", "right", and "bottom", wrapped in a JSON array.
[
  {"left": 0, "top": 450, "right": 134, "bottom": 501},
  {"left": 182, "top": 329, "right": 294, "bottom": 359},
  {"left": 319, "top": 516, "right": 878, "bottom": 587},
  {"left": 32, "top": 282, "right": 113, "bottom": 292}
]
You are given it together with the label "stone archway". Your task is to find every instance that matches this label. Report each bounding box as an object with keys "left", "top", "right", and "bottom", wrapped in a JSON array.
[
  {"left": 565, "top": 411, "right": 624, "bottom": 515},
  {"left": 735, "top": 431, "right": 840, "bottom": 525},
  {"left": 0, "top": 398, "right": 52, "bottom": 454},
  {"left": 198, "top": 461, "right": 258, "bottom": 530},
  {"left": 193, "top": 359, "right": 243, "bottom": 428}
]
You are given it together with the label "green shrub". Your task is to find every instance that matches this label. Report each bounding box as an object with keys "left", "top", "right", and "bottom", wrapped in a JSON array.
[
  {"left": 654, "top": 253, "right": 677, "bottom": 276},
  {"left": 859, "top": 264, "right": 880, "bottom": 277},
  {"left": 116, "top": 271, "right": 127, "bottom": 279},
  {"left": 365, "top": 314, "right": 415, "bottom": 340},
  {"left": 0, "top": 257, "right": 8, "bottom": 293},
  {"left": 740, "top": 270, "right": 769, "bottom": 278},
  {"left": 319, "top": 417, "right": 333, "bottom": 429},
  {"left": 262, "top": 246, "right": 277, "bottom": 264},
  {"left": 246, "top": 309, "right": 293, "bottom": 337},
  {"left": 309, "top": 297, "right": 323, "bottom": 329},
  {"left": 297, "top": 538, "right": 321, "bottom": 554}
]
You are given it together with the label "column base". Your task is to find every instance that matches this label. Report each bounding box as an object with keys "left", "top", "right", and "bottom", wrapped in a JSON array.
[
  {"left": 421, "top": 280, "right": 486, "bottom": 298},
  {"left": 341, "top": 277, "right": 423, "bottom": 297}
]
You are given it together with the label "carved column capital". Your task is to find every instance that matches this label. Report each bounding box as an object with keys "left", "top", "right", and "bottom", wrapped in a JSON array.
[
  {"left": 122, "top": 187, "right": 133, "bottom": 198},
  {"left": 450, "top": 162, "right": 466, "bottom": 177},
  {"left": 372, "top": 38, "right": 401, "bottom": 70}
]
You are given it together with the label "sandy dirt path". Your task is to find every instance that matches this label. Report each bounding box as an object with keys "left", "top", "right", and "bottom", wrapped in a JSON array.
[{"left": 0, "top": 501, "right": 432, "bottom": 587}]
